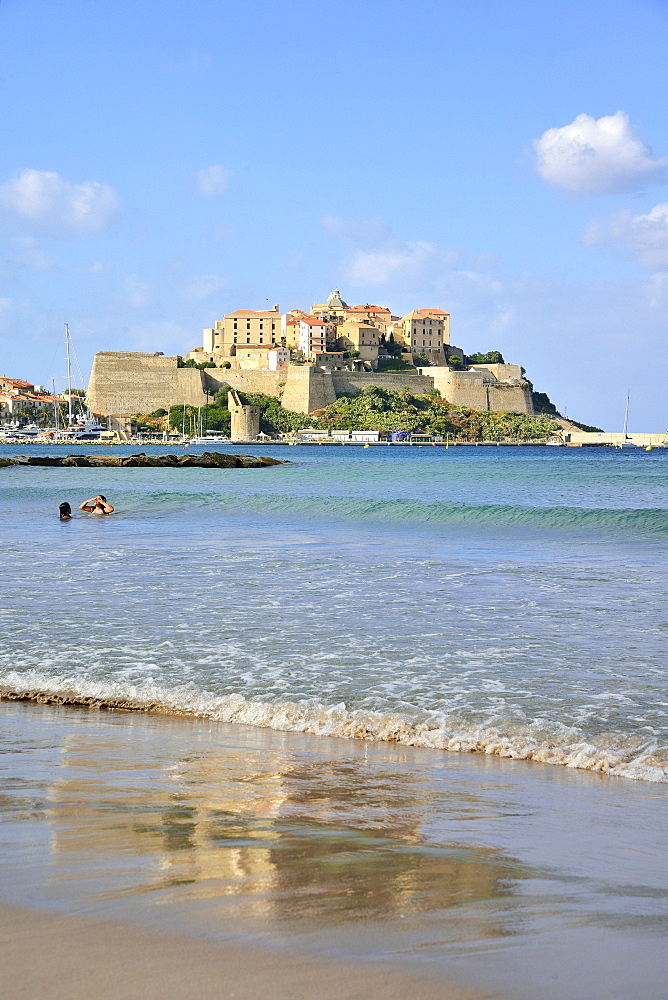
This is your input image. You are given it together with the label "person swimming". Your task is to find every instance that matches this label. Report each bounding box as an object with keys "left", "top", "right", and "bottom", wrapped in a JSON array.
[
  {"left": 59, "top": 502, "right": 72, "bottom": 520},
  {"left": 79, "top": 494, "right": 114, "bottom": 515}
]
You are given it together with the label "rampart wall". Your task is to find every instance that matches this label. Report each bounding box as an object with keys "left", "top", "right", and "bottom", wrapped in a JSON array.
[
  {"left": 428, "top": 368, "right": 533, "bottom": 414},
  {"left": 330, "top": 372, "right": 435, "bottom": 398},
  {"left": 88, "top": 353, "right": 207, "bottom": 413},
  {"left": 88, "top": 352, "right": 533, "bottom": 418},
  {"left": 203, "top": 369, "right": 284, "bottom": 398}
]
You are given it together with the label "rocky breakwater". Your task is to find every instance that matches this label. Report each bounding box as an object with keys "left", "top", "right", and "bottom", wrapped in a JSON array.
[{"left": 0, "top": 452, "right": 286, "bottom": 469}]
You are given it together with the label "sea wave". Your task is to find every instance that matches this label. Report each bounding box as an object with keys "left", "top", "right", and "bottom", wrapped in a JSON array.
[
  {"left": 2, "top": 671, "right": 665, "bottom": 784},
  {"left": 134, "top": 492, "right": 668, "bottom": 535}
]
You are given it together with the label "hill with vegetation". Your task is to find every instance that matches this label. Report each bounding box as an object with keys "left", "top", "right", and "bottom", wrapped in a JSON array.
[{"left": 158, "top": 384, "right": 558, "bottom": 441}]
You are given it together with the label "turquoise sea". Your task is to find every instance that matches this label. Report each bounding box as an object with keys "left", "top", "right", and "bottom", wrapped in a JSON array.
[
  {"left": 1, "top": 443, "right": 667, "bottom": 999},
  {"left": 1, "top": 443, "right": 667, "bottom": 780}
]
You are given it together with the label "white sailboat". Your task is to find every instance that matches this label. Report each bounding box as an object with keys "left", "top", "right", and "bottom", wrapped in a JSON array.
[
  {"left": 60, "top": 324, "right": 106, "bottom": 440},
  {"left": 617, "top": 390, "right": 635, "bottom": 448}
]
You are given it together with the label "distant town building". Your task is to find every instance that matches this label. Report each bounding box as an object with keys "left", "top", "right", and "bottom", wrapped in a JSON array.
[
  {"left": 235, "top": 345, "right": 290, "bottom": 371},
  {"left": 0, "top": 377, "right": 60, "bottom": 425},
  {"left": 299, "top": 316, "right": 336, "bottom": 359},
  {"left": 311, "top": 288, "right": 350, "bottom": 321},
  {"left": 87, "top": 288, "right": 532, "bottom": 420},
  {"left": 203, "top": 306, "right": 282, "bottom": 357},
  {"left": 390, "top": 308, "right": 451, "bottom": 365},
  {"left": 336, "top": 320, "right": 380, "bottom": 363}
]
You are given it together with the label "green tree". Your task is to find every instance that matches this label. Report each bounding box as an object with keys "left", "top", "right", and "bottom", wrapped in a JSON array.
[{"left": 467, "top": 351, "right": 505, "bottom": 365}]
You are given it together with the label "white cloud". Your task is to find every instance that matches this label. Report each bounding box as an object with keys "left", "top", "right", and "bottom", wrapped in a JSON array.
[
  {"left": 323, "top": 215, "right": 517, "bottom": 334},
  {"left": 0, "top": 297, "right": 12, "bottom": 312},
  {"left": 181, "top": 274, "right": 225, "bottom": 300},
  {"left": 347, "top": 241, "right": 453, "bottom": 285},
  {"left": 195, "top": 165, "right": 233, "bottom": 197},
  {"left": 0, "top": 169, "right": 121, "bottom": 232},
  {"left": 583, "top": 203, "right": 668, "bottom": 269},
  {"left": 533, "top": 112, "right": 666, "bottom": 196}
]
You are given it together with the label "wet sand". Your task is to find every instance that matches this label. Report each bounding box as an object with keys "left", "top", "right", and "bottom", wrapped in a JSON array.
[
  {"left": 1, "top": 702, "right": 667, "bottom": 1000},
  {"left": 0, "top": 902, "right": 503, "bottom": 1000}
]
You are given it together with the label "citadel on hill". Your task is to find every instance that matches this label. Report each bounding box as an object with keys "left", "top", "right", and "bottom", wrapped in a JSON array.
[{"left": 87, "top": 290, "right": 537, "bottom": 419}]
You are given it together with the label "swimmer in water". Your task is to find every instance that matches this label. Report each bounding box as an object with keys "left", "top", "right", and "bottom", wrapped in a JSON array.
[
  {"left": 79, "top": 494, "right": 115, "bottom": 515},
  {"left": 59, "top": 502, "right": 72, "bottom": 520}
]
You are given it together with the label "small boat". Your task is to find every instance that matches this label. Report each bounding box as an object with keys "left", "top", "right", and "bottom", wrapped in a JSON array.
[{"left": 616, "top": 391, "right": 635, "bottom": 448}]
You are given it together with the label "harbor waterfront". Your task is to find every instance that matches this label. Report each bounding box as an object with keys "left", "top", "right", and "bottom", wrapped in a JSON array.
[{"left": 1, "top": 442, "right": 667, "bottom": 1000}]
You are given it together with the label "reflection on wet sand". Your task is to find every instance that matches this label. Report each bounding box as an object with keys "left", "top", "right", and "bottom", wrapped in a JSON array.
[
  {"left": 44, "top": 725, "right": 529, "bottom": 939},
  {"left": 4, "top": 705, "right": 668, "bottom": 1000}
]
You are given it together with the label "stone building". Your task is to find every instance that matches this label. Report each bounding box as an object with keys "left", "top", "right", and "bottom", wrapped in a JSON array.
[
  {"left": 228, "top": 389, "right": 260, "bottom": 442},
  {"left": 392, "top": 308, "right": 451, "bottom": 365},
  {"left": 202, "top": 307, "right": 282, "bottom": 359},
  {"left": 336, "top": 321, "right": 380, "bottom": 364}
]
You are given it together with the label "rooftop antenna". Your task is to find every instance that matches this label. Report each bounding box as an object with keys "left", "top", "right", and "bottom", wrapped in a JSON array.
[{"left": 65, "top": 323, "right": 73, "bottom": 428}]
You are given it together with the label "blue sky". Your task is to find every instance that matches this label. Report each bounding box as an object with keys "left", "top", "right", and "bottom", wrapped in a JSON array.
[{"left": 1, "top": 0, "right": 667, "bottom": 428}]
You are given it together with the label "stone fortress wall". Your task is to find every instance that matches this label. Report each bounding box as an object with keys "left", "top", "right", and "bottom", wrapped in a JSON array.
[
  {"left": 87, "top": 353, "right": 207, "bottom": 414},
  {"left": 87, "top": 352, "right": 532, "bottom": 417}
]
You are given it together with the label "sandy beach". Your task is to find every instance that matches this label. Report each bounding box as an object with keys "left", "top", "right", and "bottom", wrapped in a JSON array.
[
  {"left": 0, "top": 701, "right": 667, "bottom": 1000},
  {"left": 1, "top": 902, "right": 506, "bottom": 1000}
]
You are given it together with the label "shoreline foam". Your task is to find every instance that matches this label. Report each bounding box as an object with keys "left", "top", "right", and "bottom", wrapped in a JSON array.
[{"left": 2, "top": 675, "right": 665, "bottom": 783}]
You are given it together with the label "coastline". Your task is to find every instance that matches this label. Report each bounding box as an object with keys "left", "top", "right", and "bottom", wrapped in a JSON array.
[
  {"left": 0, "top": 903, "right": 503, "bottom": 1000},
  {"left": 1, "top": 698, "right": 667, "bottom": 1000},
  {"left": 2, "top": 679, "right": 665, "bottom": 782}
]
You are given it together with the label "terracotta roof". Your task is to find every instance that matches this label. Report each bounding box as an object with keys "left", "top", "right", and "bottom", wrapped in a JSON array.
[
  {"left": 347, "top": 304, "right": 390, "bottom": 314},
  {"left": 0, "top": 377, "right": 34, "bottom": 389},
  {"left": 300, "top": 316, "right": 326, "bottom": 326},
  {"left": 228, "top": 310, "right": 280, "bottom": 317}
]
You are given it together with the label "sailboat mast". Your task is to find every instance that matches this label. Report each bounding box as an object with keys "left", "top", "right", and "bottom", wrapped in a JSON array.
[
  {"left": 65, "top": 323, "right": 73, "bottom": 427},
  {"left": 52, "top": 378, "right": 59, "bottom": 433},
  {"left": 623, "top": 390, "right": 630, "bottom": 439}
]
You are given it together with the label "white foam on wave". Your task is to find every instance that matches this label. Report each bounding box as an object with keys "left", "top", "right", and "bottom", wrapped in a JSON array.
[{"left": 2, "top": 669, "right": 666, "bottom": 784}]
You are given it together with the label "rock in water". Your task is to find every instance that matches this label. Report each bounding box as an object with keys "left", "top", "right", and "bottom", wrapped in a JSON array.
[{"left": 0, "top": 451, "right": 288, "bottom": 469}]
